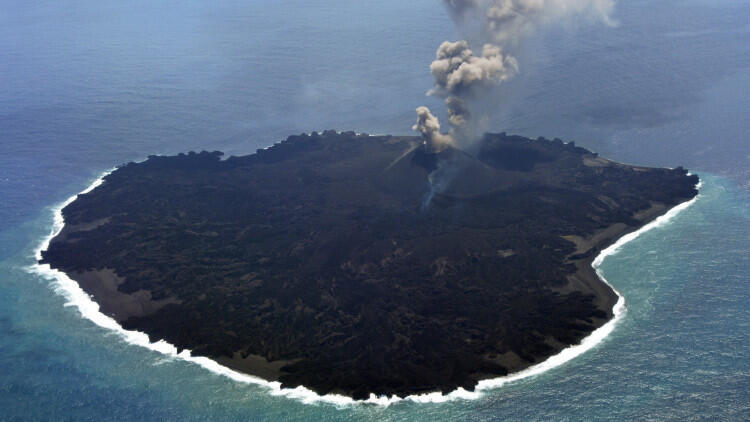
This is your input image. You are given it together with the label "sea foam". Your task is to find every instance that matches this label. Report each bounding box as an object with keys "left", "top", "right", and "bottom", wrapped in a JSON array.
[{"left": 27, "top": 171, "right": 702, "bottom": 407}]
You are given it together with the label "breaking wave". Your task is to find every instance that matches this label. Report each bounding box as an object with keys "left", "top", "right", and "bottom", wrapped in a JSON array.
[{"left": 27, "top": 171, "right": 702, "bottom": 407}]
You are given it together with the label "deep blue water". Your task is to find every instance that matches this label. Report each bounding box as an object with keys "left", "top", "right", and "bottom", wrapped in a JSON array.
[{"left": 1, "top": 0, "right": 749, "bottom": 420}]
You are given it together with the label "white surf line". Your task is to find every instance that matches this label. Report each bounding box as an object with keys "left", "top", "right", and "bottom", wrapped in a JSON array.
[
  {"left": 27, "top": 171, "right": 702, "bottom": 407},
  {"left": 474, "top": 178, "right": 703, "bottom": 396}
]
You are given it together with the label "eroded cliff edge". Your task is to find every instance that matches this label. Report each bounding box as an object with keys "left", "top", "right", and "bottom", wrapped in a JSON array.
[{"left": 40, "top": 131, "right": 699, "bottom": 399}]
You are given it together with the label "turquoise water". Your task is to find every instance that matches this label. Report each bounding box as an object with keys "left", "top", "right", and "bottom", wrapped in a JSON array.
[
  {"left": 1, "top": 0, "right": 749, "bottom": 419},
  {"left": 1, "top": 174, "right": 747, "bottom": 420}
]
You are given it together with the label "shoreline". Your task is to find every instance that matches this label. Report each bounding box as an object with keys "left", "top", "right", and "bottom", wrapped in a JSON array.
[{"left": 28, "top": 170, "right": 702, "bottom": 407}]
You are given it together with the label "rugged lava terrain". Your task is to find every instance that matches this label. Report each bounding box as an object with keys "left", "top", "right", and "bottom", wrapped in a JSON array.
[{"left": 41, "top": 131, "right": 698, "bottom": 399}]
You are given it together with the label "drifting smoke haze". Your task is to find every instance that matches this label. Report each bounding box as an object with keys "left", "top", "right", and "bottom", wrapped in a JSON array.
[
  {"left": 445, "top": 0, "right": 616, "bottom": 45},
  {"left": 414, "top": 0, "right": 616, "bottom": 148}
]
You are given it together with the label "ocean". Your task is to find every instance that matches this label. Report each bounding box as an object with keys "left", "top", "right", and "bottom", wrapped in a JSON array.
[{"left": 1, "top": 0, "right": 748, "bottom": 420}]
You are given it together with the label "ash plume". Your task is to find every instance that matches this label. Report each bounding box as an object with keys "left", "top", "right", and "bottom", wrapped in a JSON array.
[
  {"left": 428, "top": 41, "right": 518, "bottom": 139},
  {"left": 445, "top": 0, "right": 616, "bottom": 45},
  {"left": 415, "top": 0, "right": 616, "bottom": 147},
  {"left": 413, "top": 106, "right": 455, "bottom": 151}
]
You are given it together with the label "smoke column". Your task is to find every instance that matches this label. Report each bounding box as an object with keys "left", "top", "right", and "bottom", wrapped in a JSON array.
[
  {"left": 413, "top": 106, "right": 455, "bottom": 151},
  {"left": 414, "top": 0, "right": 616, "bottom": 148}
]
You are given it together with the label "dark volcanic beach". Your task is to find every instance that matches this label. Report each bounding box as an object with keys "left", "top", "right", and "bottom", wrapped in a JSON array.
[{"left": 39, "top": 131, "right": 699, "bottom": 399}]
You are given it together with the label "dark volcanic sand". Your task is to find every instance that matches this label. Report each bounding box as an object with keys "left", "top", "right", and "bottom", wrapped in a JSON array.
[{"left": 40, "top": 131, "right": 699, "bottom": 399}]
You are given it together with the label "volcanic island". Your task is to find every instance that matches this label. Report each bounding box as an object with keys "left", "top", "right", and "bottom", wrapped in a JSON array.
[{"left": 40, "top": 131, "right": 698, "bottom": 399}]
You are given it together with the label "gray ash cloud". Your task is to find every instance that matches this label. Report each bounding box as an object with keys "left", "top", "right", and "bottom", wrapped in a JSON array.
[{"left": 415, "top": 0, "right": 616, "bottom": 148}]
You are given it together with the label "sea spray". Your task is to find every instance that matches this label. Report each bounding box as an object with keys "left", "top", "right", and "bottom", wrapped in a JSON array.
[{"left": 27, "top": 171, "right": 702, "bottom": 407}]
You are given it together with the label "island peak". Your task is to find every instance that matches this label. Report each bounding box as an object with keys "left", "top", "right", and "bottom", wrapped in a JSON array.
[{"left": 40, "top": 131, "right": 698, "bottom": 399}]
